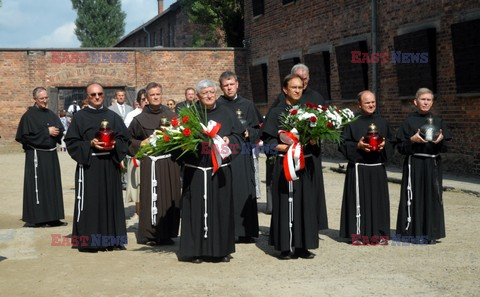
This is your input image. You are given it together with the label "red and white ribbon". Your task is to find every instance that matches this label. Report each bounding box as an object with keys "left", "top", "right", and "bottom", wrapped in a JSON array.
[
  {"left": 278, "top": 129, "right": 304, "bottom": 181},
  {"left": 132, "top": 157, "right": 139, "bottom": 168},
  {"left": 201, "top": 120, "right": 231, "bottom": 174}
]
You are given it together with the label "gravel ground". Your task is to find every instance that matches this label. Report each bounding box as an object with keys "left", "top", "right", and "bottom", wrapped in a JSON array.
[{"left": 0, "top": 151, "right": 479, "bottom": 296}]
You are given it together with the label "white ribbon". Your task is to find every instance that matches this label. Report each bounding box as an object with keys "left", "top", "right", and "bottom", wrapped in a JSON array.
[
  {"left": 405, "top": 153, "right": 439, "bottom": 230},
  {"left": 200, "top": 120, "right": 231, "bottom": 174},
  {"left": 354, "top": 162, "right": 383, "bottom": 235},
  {"left": 76, "top": 152, "right": 111, "bottom": 223},
  {"left": 184, "top": 163, "right": 230, "bottom": 239},
  {"left": 149, "top": 154, "right": 171, "bottom": 226},
  {"left": 29, "top": 146, "right": 56, "bottom": 205}
]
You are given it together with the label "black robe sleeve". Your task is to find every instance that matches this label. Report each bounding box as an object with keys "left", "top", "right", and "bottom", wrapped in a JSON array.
[{"left": 16, "top": 108, "right": 64, "bottom": 150}]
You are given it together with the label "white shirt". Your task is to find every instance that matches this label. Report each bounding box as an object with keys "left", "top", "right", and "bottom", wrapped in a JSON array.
[{"left": 124, "top": 108, "right": 142, "bottom": 128}]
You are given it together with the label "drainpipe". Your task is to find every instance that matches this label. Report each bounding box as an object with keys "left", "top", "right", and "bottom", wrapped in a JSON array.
[
  {"left": 143, "top": 26, "right": 151, "bottom": 47},
  {"left": 371, "top": 0, "right": 378, "bottom": 100}
]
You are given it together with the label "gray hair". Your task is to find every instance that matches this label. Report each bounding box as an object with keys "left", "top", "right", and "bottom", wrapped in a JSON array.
[
  {"left": 415, "top": 87, "right": 434, "bottom": 100},
  {"left": 291, "top": 63, "right": 309, "bottom": 74},
  {"left": 32, "top": 87, "right": 47, "bottom": 98},
  {"left": 195, "top": 79, "right": 217, "bottom": 93}
]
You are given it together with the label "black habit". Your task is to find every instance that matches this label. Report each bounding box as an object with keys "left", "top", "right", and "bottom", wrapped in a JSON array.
[
  {"left": 261, "top": 105, "right": 319, "bottom": 252},
  {"left": 178, "top": 103, "right": 243, "bottom": 259},
  {"left": 395, "top": 111, "right": 451, "bottom": 241},
  {"left": 271, "top": 88, "right": 328, "bottom": 230},
  {"left": 128, "top": 105, "right": 181, "bottom": 244},
  {"left": 339, "top": 113, "right": 395, "bottom": 240},
  {"left": 65, "top": 107, "right": 129, "bottom": 250},
  {"left": 217, "top": 94, "right": 262, "bottom": 238},
  {"left": 15, "top": 105, "right": 65, "bottom": 225}
]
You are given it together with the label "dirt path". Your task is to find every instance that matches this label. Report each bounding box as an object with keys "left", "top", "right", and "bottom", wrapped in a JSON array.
[{"left": 0, "top": 152, "right": 479, "bottom": 296}]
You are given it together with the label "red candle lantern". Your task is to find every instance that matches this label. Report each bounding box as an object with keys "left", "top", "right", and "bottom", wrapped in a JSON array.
[
  {"left": 365, "top": 123, "right": 383, "bottom": 151},
  {"left": 95, "top": 119, "right": 115, "bottom": 149}
]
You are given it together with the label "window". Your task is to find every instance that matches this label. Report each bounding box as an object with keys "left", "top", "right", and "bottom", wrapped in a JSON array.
[
  {"left": 277, "top": 57, "right": 301, "bottom": 85},
  {"left": 169, "top": 23, "right": 175, "bottom": 47},
  {"left": 451, "top": 19, "right": 480, "bottom": 94},
  {"left": 335, "top": 41, "right": 369, "bottom": 99},
  {"left": 304, "top": 51, "right": 331, "bottom": 100},
  {"left": 159, "top": 29, "right": 163, "bottom": 46},
  {"left": 249, "top": 63, "right": 269, "bottom": 104},
  {"left": 152, "top": 32, "right": 156, "bottom": 46},
  {"left": 394, "top": 28, "right": 436, "bottom": 96},
  {"left": 252, "top": 0, "right": 264, "bottom": 17}
]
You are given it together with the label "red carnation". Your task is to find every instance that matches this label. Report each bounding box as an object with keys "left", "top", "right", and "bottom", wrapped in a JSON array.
[
  {"left": 171, "top": 117, "right": 179, "bottom": 127},
  {"left": 306, "top": 103, "right": 313, "bottom": 108},
  {"left": 336, "top": 109, "right": 340, "bottom": 113},
  {"left": 183, "top": 128, "right": 191, "bottom": 137},
  {"left": 322, "top": 106, "right": 328, "bottom": 111},
  {"left": 163, "top": 135, "right": 170, "bottom": 142},
  {"left": 312, "top": 104, "right": 319, "bottom": 109},
  {"left": 327, "top": 122, "right": 333, "bottom": 128},
  {"left": 310, "top": 116, "right": 317, "bottom": 122},
  {"left": 290, "top": 109, "right": 298, "bottom": 115},
  {"left": 182, "top": 115, "right": 189, "bottom": 124}
]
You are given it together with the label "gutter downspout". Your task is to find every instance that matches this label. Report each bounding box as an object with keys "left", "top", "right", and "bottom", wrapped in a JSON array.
[
  {"left": 143, "top": 26, "right": 151, "bottom": 47},
  {"left": 371, "top": 0, "right": 378, "bottom": 104}
]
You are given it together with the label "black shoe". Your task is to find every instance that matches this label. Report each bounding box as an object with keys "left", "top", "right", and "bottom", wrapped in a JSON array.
[
  {"left": 46, "top": 220, "right": 68, "bottom": 227},
  {"left": 220, "top": 255, "right": 230, "bottom": 263},
  {"left": 158, "top": 238, "right": 175, "bottom": 245},
  {"left": 294, "top": 248, "right": 315, "bottom": 259},
  {"left": 192, "top": 257, "right": 203, "bottom": 264},
  {"left": 236, "top": 236, "right": 255, "bottom": 244},
  {"left": 278, "top": 251, "right": 292, "bottom": 260},
  {"left": 24, "top": 222, "right": 47, "bottom": 228},
  {"left": 428, "top": 239, "right": 437, "bottom": 245},
  {"left": 78, "top": 248, "right": 98, "bottom": 253}
]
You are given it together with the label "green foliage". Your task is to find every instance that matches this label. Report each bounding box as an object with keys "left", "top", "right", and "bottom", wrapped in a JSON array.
[
  {"left": 71, "top": 0, "right": 126, "bottom": 47},
  {"left": 181, "top": 0, "right": 244, "bottom": 47}
]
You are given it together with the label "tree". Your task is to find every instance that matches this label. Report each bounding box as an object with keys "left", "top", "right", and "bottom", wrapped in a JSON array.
[
  {"left": 181, "top": 0, "right": 244, "bottom": 47},
  {"left": 71, "top": 0, "right": 126, "bottom": 47}
]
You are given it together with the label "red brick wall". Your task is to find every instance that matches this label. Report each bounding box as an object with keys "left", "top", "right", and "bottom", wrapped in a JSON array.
[
  {"left": 0, "top": 49, "right": 248, "bottom": 151},
  {"left": 244, "top": 0, "right": 480, "bottom": 176}
]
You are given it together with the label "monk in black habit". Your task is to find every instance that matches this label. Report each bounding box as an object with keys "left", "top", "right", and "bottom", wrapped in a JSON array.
[
  {"left": 270, "top": 64, "right": 328, "bottom": 231},
  {"left": 128, "top": 82, "right": 181, "bottom": 245},
  {"left": 178, "top": 79, "right": 243, "bottom": 263},
  {"left": 65, "top": 83, "right": 130, "bottom": 252},
  {"left": 339, "top": 90, "right": 395, "bottom": 245},
  {"left": 217, "top": 71, "right": 262, "bottom": 243},
  {"left": 261, "top": 74, "right": 318, "bottom": 260},
  {"left": 16, "top": 87, "right": 66, "bottom": 227},
  {"left": 396, "top": 88, "right": 451, "bottom": 244}
]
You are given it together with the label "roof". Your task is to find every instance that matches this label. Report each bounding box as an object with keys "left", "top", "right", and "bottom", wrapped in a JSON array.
[{"left": 113, "top": 1, "right": 181, "bottom": 46}]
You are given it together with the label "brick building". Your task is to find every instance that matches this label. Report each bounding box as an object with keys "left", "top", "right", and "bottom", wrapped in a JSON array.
[
  {"left": 0, "top": 49, "right": 248, "bottom": 151},
  {"left": 114, "top": 0, "right": 210, "bottom": 48},
  {"left": 243, "top": 0, "right": 480, "bottom": 175}
]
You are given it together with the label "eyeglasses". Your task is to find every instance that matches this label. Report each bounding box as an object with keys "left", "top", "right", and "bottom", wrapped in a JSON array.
[{"left": 89, "top": 92, "right": 104, "bottom": 97}]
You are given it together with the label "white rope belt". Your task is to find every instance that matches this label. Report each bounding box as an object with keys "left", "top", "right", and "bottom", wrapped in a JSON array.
[
  {"left": 354, "top": 162, "right": 383, "bottom": 235},
  {"left": 278, "top": 153, "right": 312, "bottom": 252},
  {"left": 76, "top": 151, "right": 112, "bottom": 223},
  {"left": 405, "top": 153, "right": 439, "bottom": 230},
  {"left": 149, "top": 154, "right": 172, "bottom": 226},
  {"left": 29, "top": 145, "right": 56, "bottom": 205},
  {"left": 184, "top": 162, "right": 230, "bottom": 239}
]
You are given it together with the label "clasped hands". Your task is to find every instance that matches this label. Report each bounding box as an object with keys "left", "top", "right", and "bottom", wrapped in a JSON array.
[{"left": 410, "top": 129, "right": 444, "bottom": 144}]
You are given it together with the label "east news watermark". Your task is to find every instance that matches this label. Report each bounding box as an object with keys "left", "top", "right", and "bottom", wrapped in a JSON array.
[
  {"left": 351, "top": 234, "right": 429, "bottom": 246},
  {"left": 351, "top": 51, "right": 429, "bottom": 64},
  {"left": 51, "top": 234, "right": 128, "bottom": 247},
  {"left": 51, "top": 51, "right": 129, "bottom": 64}
]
